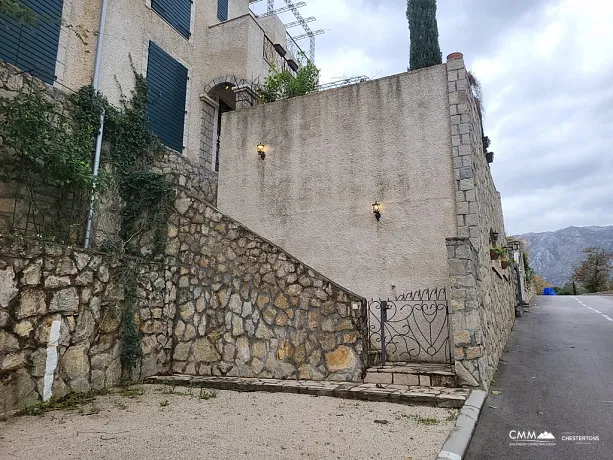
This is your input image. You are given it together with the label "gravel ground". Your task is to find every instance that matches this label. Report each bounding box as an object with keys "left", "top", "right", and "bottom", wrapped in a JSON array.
[{"left": 0, "top": 384, "right": 457, "bottom": 460}]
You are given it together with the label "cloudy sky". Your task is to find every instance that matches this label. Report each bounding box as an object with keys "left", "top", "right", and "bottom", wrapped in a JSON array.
[{"left": 254, "top": 0, "right": 613, "bottom": 235}]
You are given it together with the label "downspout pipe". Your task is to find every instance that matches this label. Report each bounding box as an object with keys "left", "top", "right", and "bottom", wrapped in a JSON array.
[{"left": 84, "top": 0, "right": 109, "bottom": 248}]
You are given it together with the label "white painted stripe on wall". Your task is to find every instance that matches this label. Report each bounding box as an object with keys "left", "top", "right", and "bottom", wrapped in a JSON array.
[{"left": 43, "top": 318, "right": 62, "bottom": 402}]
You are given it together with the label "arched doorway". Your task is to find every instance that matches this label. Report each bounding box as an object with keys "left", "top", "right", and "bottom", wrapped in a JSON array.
[{"left": 201, "top": 75, "right": 258, "bottom": 172}]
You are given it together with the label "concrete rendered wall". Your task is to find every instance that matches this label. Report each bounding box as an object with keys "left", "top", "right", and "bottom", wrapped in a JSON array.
[{"left": 217, "top": 66, "right": 457, "bottom": 301}]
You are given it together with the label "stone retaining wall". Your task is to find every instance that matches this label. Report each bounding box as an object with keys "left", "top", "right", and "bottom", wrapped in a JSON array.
[
  {"left": 0, "top": 61, "right": 76, "bottom": 237},
  {"left": 446, "top": 54, "right": 518, "bottom": 389},
  {"left": 167, "top": 192, "right": 367, "bottom": 381},
  {"left": 0, "top": 237, "right": 175, "bottom": 415}
]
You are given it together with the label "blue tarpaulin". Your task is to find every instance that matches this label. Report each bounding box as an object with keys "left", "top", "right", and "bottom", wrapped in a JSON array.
[{"left": 542, "top": 287, "right": 556, "bottom": 296}]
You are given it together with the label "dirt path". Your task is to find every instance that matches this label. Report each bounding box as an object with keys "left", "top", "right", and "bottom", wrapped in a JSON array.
[{"left": 0, "top": 384, "right": 456, "bottom": 460}]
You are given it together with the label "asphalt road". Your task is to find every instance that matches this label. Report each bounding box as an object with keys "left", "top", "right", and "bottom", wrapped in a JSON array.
[{"left": 465, "top": 295, "right": 613, "bottom": 460}]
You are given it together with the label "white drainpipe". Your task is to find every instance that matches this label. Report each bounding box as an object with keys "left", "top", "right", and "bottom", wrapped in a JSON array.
[{"left": 84, "top": 0, "right": 109, "bottom": 249}]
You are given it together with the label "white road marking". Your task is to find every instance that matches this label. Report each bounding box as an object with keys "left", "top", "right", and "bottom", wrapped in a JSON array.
[{"left": 572, "top": 297, "right": 612, "bottom": 323}]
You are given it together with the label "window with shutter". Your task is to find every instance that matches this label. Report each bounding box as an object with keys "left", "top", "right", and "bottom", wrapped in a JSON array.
[
  {"left": 0, "top": 0, "right": 64, "bottom": 85},
  {"left": 151, "top": 0, "right": 192, "bottom": 39},
  {"left": 217, "top": 0, "right": 228, "bottom": 21},
  {"left": 146, "top": 41, "right": 188, "bottom": 153}
]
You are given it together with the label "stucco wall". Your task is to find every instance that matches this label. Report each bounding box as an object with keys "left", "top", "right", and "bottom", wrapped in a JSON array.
[{"left": 217, "top": 66, "right": 457, "bottom": 301}]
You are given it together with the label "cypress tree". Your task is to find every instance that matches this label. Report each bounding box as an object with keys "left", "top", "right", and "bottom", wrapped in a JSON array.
[{"left": 406, "top": 0, "right": 443, "bottom": 70}]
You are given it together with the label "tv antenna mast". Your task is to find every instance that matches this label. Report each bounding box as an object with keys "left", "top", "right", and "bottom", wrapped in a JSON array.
[{"left": 250, "top": 0, "right": 324, "bottom": 62}]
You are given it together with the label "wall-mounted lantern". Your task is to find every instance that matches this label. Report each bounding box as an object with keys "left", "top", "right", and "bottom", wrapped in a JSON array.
[
  {"left": 372, "top": 201, "right": 382, "bottom": 221},
  {"left": 492, "top": 231, "right": 499, "bottom": 242},
  {"left": 257, "top": 142, "right": 265, "bottom": 160}
]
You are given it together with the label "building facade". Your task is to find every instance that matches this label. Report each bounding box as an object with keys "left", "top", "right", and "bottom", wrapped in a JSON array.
[{"left": 0, "top": 0, "right": 301, "bottom": 172}]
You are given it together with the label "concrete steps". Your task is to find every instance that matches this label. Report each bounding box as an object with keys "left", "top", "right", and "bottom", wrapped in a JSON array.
[
  {"left": 145, "top": 374, "right": 469, "bottom": 408},
  {"left": 364, "top": 362, "right": 457, "bottom": 388}
]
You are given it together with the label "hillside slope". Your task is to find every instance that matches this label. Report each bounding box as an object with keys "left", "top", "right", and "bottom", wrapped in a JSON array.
[{"left": 516, "top": 226, "right": 613, "bottom": 286}]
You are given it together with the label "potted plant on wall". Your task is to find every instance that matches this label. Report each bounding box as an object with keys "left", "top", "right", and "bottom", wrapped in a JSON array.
[
  {"left": 501, "top": 257, "right": 510, "bottom": 269},
  {"left": 490, "top": 246, "right": 506, "bottom": 260}
]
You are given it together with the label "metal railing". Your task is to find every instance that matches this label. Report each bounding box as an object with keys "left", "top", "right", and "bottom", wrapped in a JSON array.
[{"left": 368, "top": 288, "right": 452, "bottom": 365}]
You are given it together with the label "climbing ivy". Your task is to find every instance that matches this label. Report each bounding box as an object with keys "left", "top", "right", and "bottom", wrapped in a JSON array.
[
  {"left": 0, "top": 69, "right": 174, "bottom": 375},
  {"left": 118, "top": 260, "right": 142, "bottom": 374},
  {"left": 104, "top": 70, "right": 175, "bottom": 255}
]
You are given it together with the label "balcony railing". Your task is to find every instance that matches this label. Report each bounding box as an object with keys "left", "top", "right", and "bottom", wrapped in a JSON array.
[{"left": 286, "top": 32, "right": 310, "bottom": 68}]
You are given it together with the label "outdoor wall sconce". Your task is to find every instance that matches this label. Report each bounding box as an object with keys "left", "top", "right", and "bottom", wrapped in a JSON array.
[
  {"left": 492, "top": 231, "right": 499, "bottom": 241},
  {"left": 257, "top": 142, "right": 265, "bottom": 160},
  {"left": 372, "top": 202, "right": 382, "bottom": 221}
]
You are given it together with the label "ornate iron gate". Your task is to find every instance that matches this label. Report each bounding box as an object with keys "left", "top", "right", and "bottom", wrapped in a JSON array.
[{"left": 368, "top": 288, "right": 452, "bottom": 365}]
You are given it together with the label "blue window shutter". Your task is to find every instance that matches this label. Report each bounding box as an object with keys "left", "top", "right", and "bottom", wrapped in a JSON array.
[
  {"left": 147, "top": 41, "right": 188, "bottom": 153},
  {"left": 151, "top": 0, "right": 191, "bottom": 39},
  {"left": 0, "top": 0, "right": 63, "bottom": 84},
  {"left": 217, "top": 0, "right": 228, "bottom": 21}
]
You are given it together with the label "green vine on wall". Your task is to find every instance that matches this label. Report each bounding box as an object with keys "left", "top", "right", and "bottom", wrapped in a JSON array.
[
  {"left": 104, "top": 70, "right": 175, "bottom": 256},
  {"left": 0, "top": 67, "right": 174, "bottom": 374}
]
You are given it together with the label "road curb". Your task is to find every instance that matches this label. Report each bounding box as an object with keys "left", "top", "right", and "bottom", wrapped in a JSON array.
[{"left": 436, "top": 389, "right": 487, "bottom": 460}]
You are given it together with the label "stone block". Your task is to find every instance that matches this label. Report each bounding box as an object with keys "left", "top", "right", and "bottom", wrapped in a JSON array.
[
  {"left": 49, "top": 288, "right": 79, "bottom": 314},
  {"left": 456, "top": 202, "right": 469, "bottom": 214},
  {"left": 392, "top": 373, "right": 419, "bottom": 386},
  {"left": 453, "top": 329, "right": 471, "bottom": 346},
  {"left": 465, "top": 346, "right": 483, "bottom": 359},
  {"left": 459, "top": 145, "right": 472, "bottom": 156},
  {"left": 448, "top": 91, "right": 467, "bottom": 105},
  {"left": 459, "top": 179, "right": 474, "bottom": 193},
  {"left": 448, "top": 81, "right": 457, "bottom": 92},
  {"left": 449, "top": 104, "right": 458, "bottom": 116},
  {"left": 0, "top": 266, "right": 18, "bottom": 308},
  {"left": 447, "top": 58, "right": 465, "bottom": 71},
  {"left": 325, "top": 346, "right": 357, "bottom": 372},
  {"left": 448, "top": 70, "right": 458, "bottom": 82},
  {"left": 364, "top": 372, "right": 392, "bottom": 384},
  {"left": 419, "top": 375, "right": 431, "bottom": 386},
  {"left": 457, "top": 103, "right": 469, "bottom": 114},
  {"left": 460, "top": 167, "right": 473, "bottom": 179},
  {"left": 17, "top": 289, "right": 47, "bottom": 318}
]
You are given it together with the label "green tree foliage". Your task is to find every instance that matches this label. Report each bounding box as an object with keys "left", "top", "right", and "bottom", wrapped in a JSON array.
[
  {"left": 572, "top": 247, "right": 613, "bottom": 293},
  {"left": 258, "top": 61, "right": 319, "bottom": 103},
  {"left": 0, "top": 0, "right": 37, "bottom": 24},
  {"left": 406, "top": 0, "right": 443, "bottom": 70}
]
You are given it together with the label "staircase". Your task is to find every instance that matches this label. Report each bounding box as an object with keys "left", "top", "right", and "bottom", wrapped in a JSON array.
[{"left": 364, "top": 362, "right": 457, "bottom": 388}]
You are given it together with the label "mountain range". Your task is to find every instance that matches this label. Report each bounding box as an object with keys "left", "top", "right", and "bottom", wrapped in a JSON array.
[{"left": 515, "top": 225, "right": 613, "bottom": 286}]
